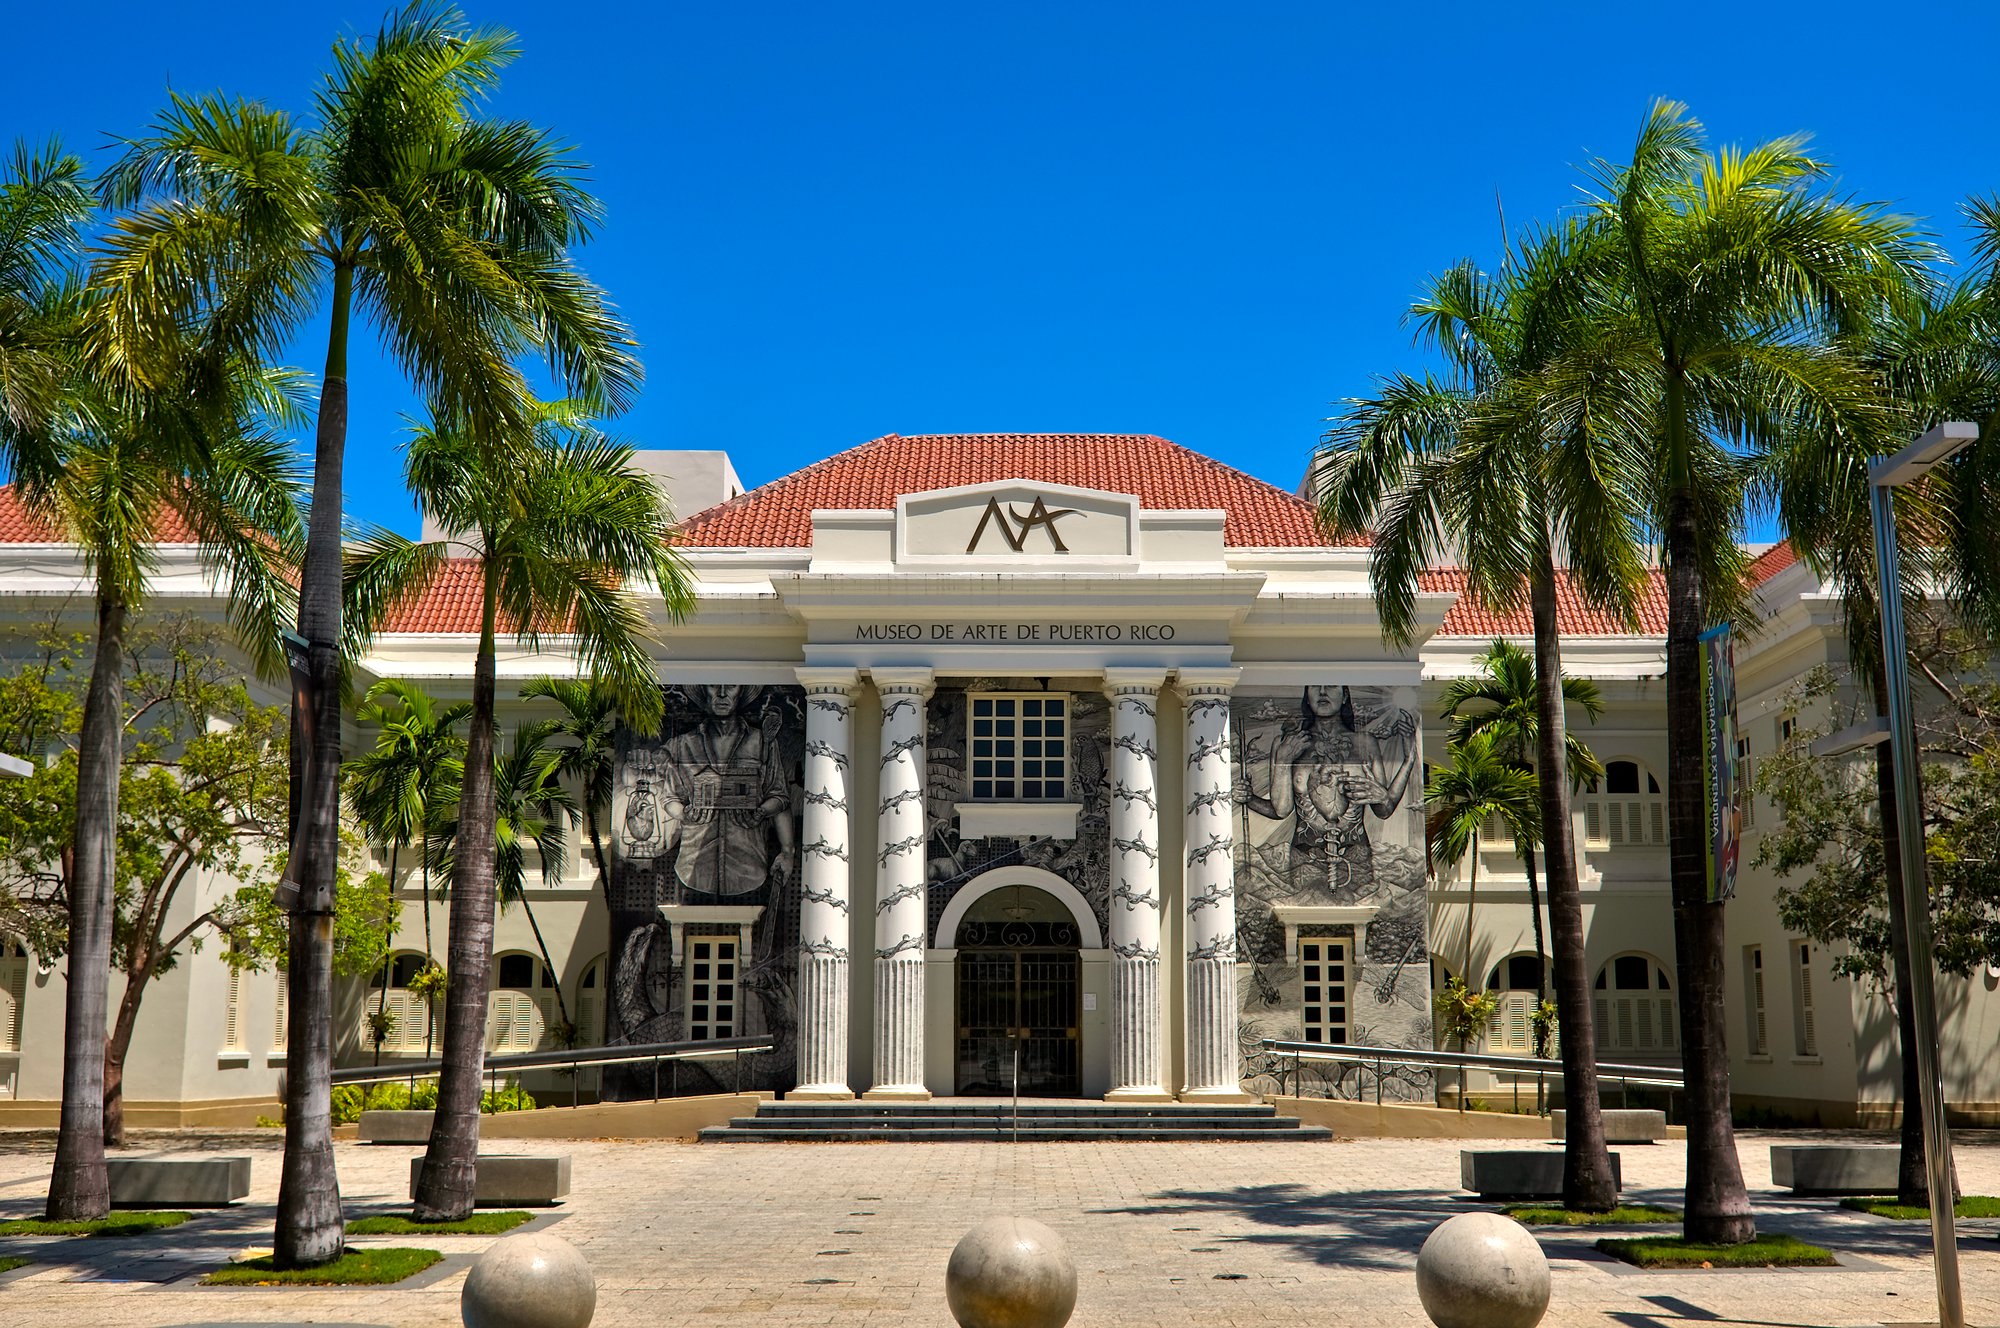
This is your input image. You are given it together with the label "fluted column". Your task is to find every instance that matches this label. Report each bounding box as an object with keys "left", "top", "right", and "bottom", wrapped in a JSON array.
[
  {"left": 867, "top": 670, "right": 932, "bottom": 1100},
  {"left": 1179, "top": 668, "right": 1251, "bottom": 1101},
  {"left": 1105, "top": 669, "right": 1169, "bottom": 1100},
  {"left": 792, "top": 669, "right": 857, "bottom": 1100}
]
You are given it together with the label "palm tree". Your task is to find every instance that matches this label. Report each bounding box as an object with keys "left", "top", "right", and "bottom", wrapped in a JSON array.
[
  {"left": 0, "top": 141, "right": 88, "bottom": 480},
  {"left": 1318, "top": 220, "right": 1645, "bottom": 1210},
  {"left": 1424, "top": 730, "right": 1540, "bottom": 1105},
  {"left": 431, "top": 721, "right": 579, "bottom": 1033},
  {"left": 1442, "top": 639, "right": 1605, "bottom": 1033},
  {"left": 346, "top": 402, "right": 692, "bottom": 1222},
  {"left": 1578, "top": 100, "right": 1931, "bottom": 1244},
  {"left": 344, "top": 679, "right": 469, "bottom": 1059},
  {"left": 28, "top": 360, "right": 305, "bottom": 1217},
  {"left": 93, "top": 5, "right": 638, "bottom": 1265},
  {"left": 1765, "top": 258, "right": 2000, "bottom": 1205},
  {"left": 520, "top": 676, "right": 620, "bottom": 890}
]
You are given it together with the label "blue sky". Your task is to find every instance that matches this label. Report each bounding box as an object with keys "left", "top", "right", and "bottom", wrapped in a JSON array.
[{"left": 9, "top": 2, "right": 1998, "bottom": 537}]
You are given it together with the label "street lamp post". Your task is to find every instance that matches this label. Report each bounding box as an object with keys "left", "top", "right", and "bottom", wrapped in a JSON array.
[{"left": 1870, "top": 420, "right": 1978, "bottom": 1328}]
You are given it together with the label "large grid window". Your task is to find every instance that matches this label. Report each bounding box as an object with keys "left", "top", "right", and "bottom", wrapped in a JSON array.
[
  {"left": 969, "top": 694, "right": 1068, "bottom": 800},
  {"left": 688, "top": 938, "right": 738, "bottom": 1040},
  {"left": 1300, "top": 939, "right": 1349, "bottom": 1044}
]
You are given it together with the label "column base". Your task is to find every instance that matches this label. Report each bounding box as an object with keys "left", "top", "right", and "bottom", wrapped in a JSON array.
[
  {"left": 788, "top": 1085, "right": 856, "bottom": 1101},
  {"left": 1104, "top": 1086, "right": 1175, "bottom": 1104},
  {"left": 862, "top": 1086, "right": 933, "bottom": 1102},
  {"left": 1179, "top": 1086, "right": 1259, "bottom": 1104}
]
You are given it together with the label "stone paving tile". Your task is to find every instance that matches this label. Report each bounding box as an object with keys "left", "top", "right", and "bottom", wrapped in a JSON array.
[{"left": 1, "top": 1127, "right": 1999, "bottom": 1325}]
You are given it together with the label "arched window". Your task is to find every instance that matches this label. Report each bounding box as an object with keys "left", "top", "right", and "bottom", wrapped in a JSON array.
[
  {"left": 362, "top": 951, "right": 435, "bottom": 1054},
  {"left": 488, "top": 953, "right": 556, "bottom": 1052},
  {"left": 1584, "top": 760, "right": 1666, "bottom": 846},
  {"left": 0, "top": 938, "right": 28, "bottom": 1054},
  {"left": 574, "top": 955, "right": 606, "bottom": 1047},
  {"left": 1483, "top": 954, "right": 1544, "bottom": 1053},
  {"left": 1594, "top": 953, "right": 1678, "bottom": 1053}
]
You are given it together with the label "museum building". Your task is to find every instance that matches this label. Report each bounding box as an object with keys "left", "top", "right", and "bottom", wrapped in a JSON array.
[{"left": 3, "top": 430, "right": 1994, "bottom": 1125}]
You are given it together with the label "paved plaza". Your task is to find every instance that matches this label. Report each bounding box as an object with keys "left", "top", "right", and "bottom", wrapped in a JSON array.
[{"left": 3, "top": 1128, "right": 1999, "bottom": 1327}]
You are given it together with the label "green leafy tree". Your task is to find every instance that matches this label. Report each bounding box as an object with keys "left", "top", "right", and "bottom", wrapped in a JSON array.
[
  {"left": 1442, "top": 638, "right": 1605, "bottom": 1039},
  {"left": 1318, "top": 220, "right": 1642, "bottom": 1209},
  {"left": 95, "top": 3, "right": 639, "bottom": 1265},
  {"left": 344, "top": 679, "right": 468, "bottom": 1057},
  {"left": 346, "top": 402, "right": 691, "bottom": 1222},
  {"left": 1763, "top": 243, "right": 2000, "bottom": 1204},
  {"left": 0, "top": 621, "right": 306, "bottom": 1147},
  {"left": 1578, "top": 100, "right": 1930, "bottom": 1243}
]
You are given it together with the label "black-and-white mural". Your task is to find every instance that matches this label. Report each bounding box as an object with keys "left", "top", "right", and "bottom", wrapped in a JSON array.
[
  {"left": 605, "top": 684, "right": 805, "bottom": 1095},
  {"left": 1231, "top": 684, "right": 1433, "bottom": 1099},
  {"left": 921, "top": 683, "right": 1114, "bottom": 940}
]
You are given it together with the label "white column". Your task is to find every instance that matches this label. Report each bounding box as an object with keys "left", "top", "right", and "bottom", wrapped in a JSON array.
[
  {"left": 792, "top": 669, "right": 857, "bottom": 1100},
  {"left": 867, "top": 670, "right": 932, "bottom": 1100},
  {"left": 1179, "top": 668, "right": 1252, "bottom": 1101},
  {"left": 1105, "top": 669, "right": 1170, "bottom": 1101}
]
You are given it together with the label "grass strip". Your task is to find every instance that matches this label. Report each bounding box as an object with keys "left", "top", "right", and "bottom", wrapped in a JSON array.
[
  {"left": 0, "top": 1211, "right": 191, "bottom": 1237},
  {"left": 348, "top": 1210, "right": 534, "bottom": 1236},
  {"left": 1838, "top": 1195, "right": 2000, "bottom": 1220},
  {"left": 203, "top": 1247, "right": 442, "bottom": 1286},
  {"left": 1597, "top": 1233, "right": 1837, "bottom": 1269},
  {"left": 1506, "top": 1203, "right": 1680, "bottom": 1226},
  {"left": 0, "top": 1256, "right": 30, "bottom": 1274}
]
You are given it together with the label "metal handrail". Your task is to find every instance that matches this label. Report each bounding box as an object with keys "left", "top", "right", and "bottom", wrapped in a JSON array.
[
  {"left": 1257, "top": 1038, "right": 1683, "bottom": 1116},
  {"left": 1258, "top": 1039, "right": 1683, "bottom": 1084},
  {"left": 331, "top": 1035, "right": 772, "bottom": 1090}
]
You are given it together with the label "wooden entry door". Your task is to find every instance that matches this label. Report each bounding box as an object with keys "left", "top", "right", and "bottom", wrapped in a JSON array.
[{"left": 955, "top": 949, "right": 1081, "bottom": 1096}]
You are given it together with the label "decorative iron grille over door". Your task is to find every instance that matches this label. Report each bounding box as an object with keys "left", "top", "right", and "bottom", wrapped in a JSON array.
[{"left": 955, "top": 948, "right": 1081, "bottom": 1096}]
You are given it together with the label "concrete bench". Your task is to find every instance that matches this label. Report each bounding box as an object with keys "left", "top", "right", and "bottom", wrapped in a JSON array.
[
  {"left": 105, "top": 1156, "right": 251, "bottom": 1207},
  {"left": 1550, "top": 1109, "right": 1668, "bottom": 1144},
  {"left": 359, "top": 1109, "right": 435, "bottom": 1144},
  {"left": 1460, "top": 1149, "right": 1622, "bottom": 1199},
  {"left": 410, "top": 1154, "right": 570, "bottom": 1207},
  {"left": 1770, "top": 1144, "right": 1899, "bottom": 1195}
]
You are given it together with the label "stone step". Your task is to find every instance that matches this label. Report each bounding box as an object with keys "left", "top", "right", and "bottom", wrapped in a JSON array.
[
  {"left": 718, "top": 1114, "right": 1310, "bottom": 1131},
  {"left": 699, "top": 1125, "right": 1335, "bottom": 1143},
  {"left": 753, "top": 1103, "right": 1279, "bottom": 1119}
]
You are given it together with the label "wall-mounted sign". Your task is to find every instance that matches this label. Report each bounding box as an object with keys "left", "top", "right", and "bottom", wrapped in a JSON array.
[
  {"left": 852, "top": 621, "right": 1179, "bottom": 643},
  {"left": 965, "top": 495, "right": 1077, "bottom": 554}
]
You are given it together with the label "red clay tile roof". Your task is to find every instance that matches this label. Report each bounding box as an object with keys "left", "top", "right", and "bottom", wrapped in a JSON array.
[
  {"left": 0, "top": 486, "right": 199, "bottom": 543},
  {"left": 1421, "top": 568, "right": 1671, "bottom": 638},
  {"left": 675, "top": 433, "right": 1355, "bottom": 548},
  {"left": 379, "top": 559, "right": 484, "bottom": 633},
  {"left": 1748, "top": 540, "right": 1800, "bottom": 585}
]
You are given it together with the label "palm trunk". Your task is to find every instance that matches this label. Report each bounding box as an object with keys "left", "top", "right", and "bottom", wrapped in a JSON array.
[
  {"left": 422, "top": 851, "right": 436, "bottom": 1058},
  {"left": 374, "top": 844, "right": 400, "bottom": 1066},
  {"left": 274, "top": 261, "right": 353, "bottom": 1268},
  {"left": 585, "top": 809, "right": 609, "bottom": 890},
  {"left": 1532, "top": 546, "right": 1617, "bottom": 1210},
  {"left": 516, "top": 893, "right": 572, "bottom": 1031},
  {"left": 1867, "top": 659, "right": 1959, "bottom": 1207},
  {"left": 1520, "top": 843, "right": 1549, "bottom": 1019},
  {"left": 45, "top": 592, "right": 125, "bottom": 1220},
  {"left": 1663, "top": 479, "right": 1754, "bottom": 1243},
  {"left": 414, "top": 565, "right": 502, "bottom": 1223},
  {"left": 1461, "top": 849, "right": 1478, "bottom": 1112}
]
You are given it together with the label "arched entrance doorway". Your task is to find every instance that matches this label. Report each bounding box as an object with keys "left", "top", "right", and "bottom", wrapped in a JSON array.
[{"left": 951, "top": 883, "right": 1086, "bottom": 1096}]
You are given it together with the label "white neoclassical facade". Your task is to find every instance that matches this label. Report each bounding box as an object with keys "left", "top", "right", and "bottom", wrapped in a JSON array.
[{"left": 1, "top": 430, "right": 1997, "bottom": 1126}]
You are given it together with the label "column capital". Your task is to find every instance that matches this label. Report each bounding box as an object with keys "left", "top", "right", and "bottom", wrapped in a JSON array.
[
  {"left": 869, "top": 667, "right": 934, "bottom": 697},
  {"left": 795, "top": 666, "right": 861, "bottom": 694},
  {"left": 1102, "top": 667, "right": 1168, "bottom": 696},
  {"left": 1175, "top": 667, "right": 1241, "bottom": 696}
]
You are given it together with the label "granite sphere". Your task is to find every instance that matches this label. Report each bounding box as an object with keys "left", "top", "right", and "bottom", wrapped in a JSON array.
[
  {"left": 462, "top": 1231, "right": 597, "bottom": 1328},
  {"left": 945, "top": 1216, "right": 1078, "bottom": 1328},
  {"left": 1414, "top": 1211, "right": 1550, "bottom": 1328}
]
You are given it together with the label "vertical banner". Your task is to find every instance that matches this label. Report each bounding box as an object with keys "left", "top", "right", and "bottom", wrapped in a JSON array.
[{"left": 1699, "top": 623, "right": 1741, "bottom": 902}]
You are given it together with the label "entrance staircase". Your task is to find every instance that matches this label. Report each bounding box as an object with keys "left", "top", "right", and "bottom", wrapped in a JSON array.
[{"left": 697, "top": 1098, "right": 1332, "bottom": 1142}]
